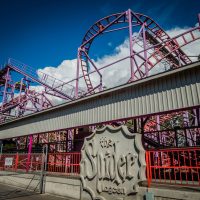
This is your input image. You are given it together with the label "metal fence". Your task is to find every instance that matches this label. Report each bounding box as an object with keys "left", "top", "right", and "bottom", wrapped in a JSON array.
[
  {"left": 0, "top": 153, "right": 43, "bottom": 173},
  {"left": 146, "top": 148, "right": 200, "bottom": 187},
  {"left": 0, "top": 152, "right": 81, "bottom": 176},
  {"left": 47, "top": 152, "right": 81, "bottom": 175},
  {"left": 1, "top": 148, "right": 199, "bottom": 187}
]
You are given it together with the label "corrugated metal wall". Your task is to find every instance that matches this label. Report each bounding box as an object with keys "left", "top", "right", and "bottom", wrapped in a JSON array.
[{"left": 0, "top": 62, "right": 199, "bottom": 139}]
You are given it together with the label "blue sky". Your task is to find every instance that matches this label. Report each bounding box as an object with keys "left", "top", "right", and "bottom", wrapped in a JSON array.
[{"left": 0, "top": 0, "right": 199, "bottom": 69}]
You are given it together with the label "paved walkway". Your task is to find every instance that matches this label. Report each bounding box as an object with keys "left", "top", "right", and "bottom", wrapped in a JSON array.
[{"left": 0, "top": 183, "right": 69, "bottom": 200}]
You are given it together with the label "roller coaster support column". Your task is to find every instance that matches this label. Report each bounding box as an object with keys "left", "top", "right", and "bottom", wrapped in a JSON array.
[
  {"left": 18, "top": 78, "right": 24, "bottom": 103},
  {"left": 1, "top": 68, "right": 10, "bottom": 110},
  {"left": 127, "top": 9, "right": 135, "bottom": 81},
  {"left": 17, "top": 78, "right": 24, "bottom": 116},
  {"left": 26, "top": 135, "right": 33, "bottom": 172},
  {"left": 156, "top": 115, "right": 161, "bottom": 145},
  {"left": 183, "top": 111, "right": 191, "bottom": 146},
  {"left": 75, "top": 48, "right": 80, "bottom": 98},
  {"left": 0, "top": 141, "right": 3, "bottom": 157},
  {"left": 142, "top": 23, "right": 148, "bottom": 77}
]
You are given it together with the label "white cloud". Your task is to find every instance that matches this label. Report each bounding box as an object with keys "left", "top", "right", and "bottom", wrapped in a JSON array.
[
  {"left": 37, "top": 59, "right": 77, "bottom": 82},
  {"left": 94, "top": 38, "right": 131, "bottom": 87},
  {"left": 33, "top": 25, "right": 200, "bottom": 105}
]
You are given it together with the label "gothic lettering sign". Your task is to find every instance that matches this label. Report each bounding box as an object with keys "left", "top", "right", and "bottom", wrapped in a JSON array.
[{"left": 80, "top": 125, "right": 146, "bottom": 200}]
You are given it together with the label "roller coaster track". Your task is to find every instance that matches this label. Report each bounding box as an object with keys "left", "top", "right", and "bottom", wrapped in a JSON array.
[
  {"left": 79, "top": 9, "right": 195, "bottom": 92},
  {"left": 133, "top": 26, "right": 200, "bottom": 79},
  {"left": 7, "top": 58, "right": 75, "bottom": 101}
]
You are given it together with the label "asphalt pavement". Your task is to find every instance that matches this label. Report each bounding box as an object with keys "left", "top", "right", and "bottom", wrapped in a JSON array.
[{"left": 0, "top": 183, "right": 70, "bottom": 200}]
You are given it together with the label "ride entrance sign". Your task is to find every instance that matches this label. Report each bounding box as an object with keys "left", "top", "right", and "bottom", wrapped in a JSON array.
[{"left": 80, "top": 125, "right": 146, "bottom": 200}]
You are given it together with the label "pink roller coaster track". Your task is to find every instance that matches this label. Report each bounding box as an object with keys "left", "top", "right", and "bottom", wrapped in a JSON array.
[
  {"left": 0, "top": 9, "right": 199, "bottom": 123},
  {"left": 76, "top": 9, "right": 200, "bottom": 96}
]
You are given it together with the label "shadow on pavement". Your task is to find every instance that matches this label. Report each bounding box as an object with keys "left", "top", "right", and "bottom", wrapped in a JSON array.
[
  {"left": 0, "top": 184, "right": 68, "bottom": 200},
  {"left": 0, "top": 188, "right": 41, "bottom": 200}
]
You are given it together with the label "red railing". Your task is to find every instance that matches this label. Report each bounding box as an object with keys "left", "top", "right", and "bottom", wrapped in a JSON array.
[
  {"left": 0, "top": 152, "right": 81, "bottom": 176},
  {"left": 17, "top": 153, "right": 43, "bottom": 172},
  {"left": 0, "top": 153, "right": 43, "bottom": 172},
  {"left": 146, "top": 148, "right": 200, "bottom": 187},
  {"left": 47, "top": 152, "right": 81, "bottom": 175},
  {"left": 1, "top": 148, "right": 200, "bottom": 186}
]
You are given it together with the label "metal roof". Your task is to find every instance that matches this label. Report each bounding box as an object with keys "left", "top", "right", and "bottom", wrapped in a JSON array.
[{"left": 0, "top": 61, "right": 199, "bottom": 139}]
